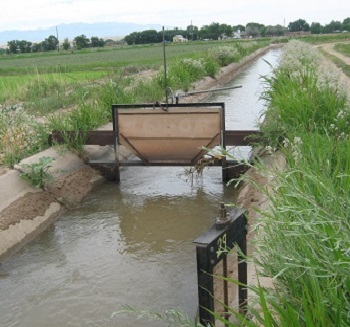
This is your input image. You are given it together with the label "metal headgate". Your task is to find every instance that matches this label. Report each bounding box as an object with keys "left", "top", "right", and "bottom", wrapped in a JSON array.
[{"left": 194, "top": 205, "right": 248, "bottom": 326}]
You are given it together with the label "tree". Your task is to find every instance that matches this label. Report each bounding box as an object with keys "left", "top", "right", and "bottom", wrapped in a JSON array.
[
  {"left": 233, "top": 25, "right": 245, "bottom": 32},
  {"left": 32, "top": 43, "right": 43, "bottom": 53},
  {"left": 74, "top": 34, "right": 90, "bottom": 49},
  {"left": 42, "top": 35, "right": 59, "bottom": 51},
  {"left": 199, "top": 22, "right": 233, "bottom": 40},
  {"left": 246, "top": 22, "right": 265, "bottom": 37},
  {"left": 90, "top": 36, "right": 105, "bottom": 47},
  {"left": 137, "top": 30, "right": 160, "bottom": 44},
  {"left": 324, "top": 20, "right": 342, "bottom": 33},
  {"left": 187, "top": 24, "right": 198, "bottom": 40},
  {"left": 124, "top": 32, "right": 138, "bottom": 45},
  {"left": 62, "top": 38, "right": 70, "bottom": 51},
  {"left": 266, "top": 25, "right": 286, "bottom": 36},
  {"left": 310, "top": 22, "right": 323, "bottom": 34},
  {"left": 7, "top": 40, "right": 19, "bottom": 53},
  {"left": 7, "top": 40, "right": 32, "bottom": 53},
  {"left": 288, "top": 19, "right": 310, "bottom": 32},
  {"left": 342, "top": 17, "right": 350, "bottom": 31},
  {"left": 218, "top": 24, "right": 233, "bottom": 36}
]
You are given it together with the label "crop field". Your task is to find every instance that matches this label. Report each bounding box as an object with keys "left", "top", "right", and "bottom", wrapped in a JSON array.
[
  {"left": 0, "top": 39, "right": 270, "bottom": 103},
  {"left": 0, "top": 40, "right": 264, "bottom": 75}
]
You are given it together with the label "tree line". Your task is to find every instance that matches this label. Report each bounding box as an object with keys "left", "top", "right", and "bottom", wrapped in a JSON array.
[
  {"left": 3, "top": 17, "right": 350, "bottom": 53},
  {"left": 124, "top": 17, "right": 350, "bottom": 45},
  {"left": 290, "top": 18, "right": 350, "bottom": 34},
  {"left": 5, "top": 34, "right": 106, "bottom": 54}
]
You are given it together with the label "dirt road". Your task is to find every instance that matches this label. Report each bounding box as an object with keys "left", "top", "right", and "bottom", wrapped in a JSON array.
[{"left": 318, "top": 41, "right": 350, "bottom": 65}]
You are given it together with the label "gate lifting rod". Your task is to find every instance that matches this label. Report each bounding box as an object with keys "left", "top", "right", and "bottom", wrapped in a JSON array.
[{"left": 168, "top": 85, "right": 242, "bottom": 104}]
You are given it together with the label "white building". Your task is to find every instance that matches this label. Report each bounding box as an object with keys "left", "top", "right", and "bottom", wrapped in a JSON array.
[{"left": 173, "top": 35, "right": 188, "bottom": 43}]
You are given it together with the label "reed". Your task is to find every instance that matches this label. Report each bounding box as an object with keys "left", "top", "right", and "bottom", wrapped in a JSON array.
[{"left": 239, "top": 40, "right": 350, "bottom": 325}]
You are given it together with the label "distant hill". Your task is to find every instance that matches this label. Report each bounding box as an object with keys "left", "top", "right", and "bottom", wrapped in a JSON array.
[{"left": 0, "top": 22, "right": 164, "bottom": 45}]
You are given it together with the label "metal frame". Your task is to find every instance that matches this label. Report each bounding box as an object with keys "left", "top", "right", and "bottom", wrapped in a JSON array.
[
  {"left": 194, "top": 208, "right": 248, "bottom": 326},
  {"left": 112, "top": 102, "right": 226, "bottom": 168}
]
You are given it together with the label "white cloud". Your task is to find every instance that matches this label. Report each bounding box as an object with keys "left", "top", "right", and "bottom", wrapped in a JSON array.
[{"left": 0, "top": 0, "right": 349, "bottom": 32}]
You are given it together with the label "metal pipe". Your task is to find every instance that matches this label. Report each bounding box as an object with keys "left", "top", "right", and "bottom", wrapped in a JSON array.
[
  {"left": 186, "top": 85, "right": 242, "bottom": 95},
  {"left": 162, "top": 26, "right": 169, "bottom": 108}
]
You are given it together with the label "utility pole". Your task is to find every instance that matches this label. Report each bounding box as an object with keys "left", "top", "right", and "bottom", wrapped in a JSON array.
[
  {"left": 56, "top": 26, "right": 60, "bottom": 53},
  {"left": 191, "top": 20, "right": 194, "bottom": 41}
]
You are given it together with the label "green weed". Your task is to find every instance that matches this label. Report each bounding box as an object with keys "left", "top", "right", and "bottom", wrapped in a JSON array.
[{"left": 20, "top": 156, "right": 55, "bottom": 189}]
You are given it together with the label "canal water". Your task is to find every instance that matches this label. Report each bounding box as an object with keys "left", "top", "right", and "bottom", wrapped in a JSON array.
[{"left": 0, "top": 48, "right": 281, "bottom": 327}]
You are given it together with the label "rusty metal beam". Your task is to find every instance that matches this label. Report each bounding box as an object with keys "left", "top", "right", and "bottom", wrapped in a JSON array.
[
  {"left": 224, "top": 130, "right": 261, "bottom": 146},
  {"left": 49, "top": 130, "right": 114, "bottom": 146},
  {"left": 49, "top": 130, "right": 260, "bottom": 146}
]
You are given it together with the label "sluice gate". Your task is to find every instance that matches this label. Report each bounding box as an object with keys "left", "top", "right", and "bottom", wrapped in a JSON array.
[
  {"left": 50, "top": 102, "right": 260, "bottom": 181},
  {"left": 114, "top": 103, "right": 223, "bottom": 166}
]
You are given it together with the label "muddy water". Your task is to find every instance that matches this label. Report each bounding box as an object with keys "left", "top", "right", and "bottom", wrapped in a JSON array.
[
  {"left": 0, "top": 48, "right": 281, "bottom": 327},
  {"left": 208, "top": 47, "right": 281, "bottom": 160}
]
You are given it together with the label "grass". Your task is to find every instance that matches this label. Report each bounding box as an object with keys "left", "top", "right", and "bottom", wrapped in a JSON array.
[
  {"left": 334, "top": 42, "right": 350, "bottom": 57},
  {"left": 294, "top": 33, "right": 350, "bottom": 44},
  {"left": 237, "top": 40, "right": 350, "bottom": 326}
]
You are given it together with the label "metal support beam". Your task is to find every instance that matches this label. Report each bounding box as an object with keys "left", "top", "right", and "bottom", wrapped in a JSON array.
[{"left": 49, "top": 130, "right": 260, "bottom": 147}]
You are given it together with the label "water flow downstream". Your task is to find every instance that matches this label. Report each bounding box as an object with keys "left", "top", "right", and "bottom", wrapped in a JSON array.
[{"left": 0, "top": 48, "right": 281, "bottom": 327}]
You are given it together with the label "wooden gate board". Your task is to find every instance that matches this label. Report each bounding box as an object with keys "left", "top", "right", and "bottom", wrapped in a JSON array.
[{"left": 113, "top": 103, "right": 225, "bottom": 166}]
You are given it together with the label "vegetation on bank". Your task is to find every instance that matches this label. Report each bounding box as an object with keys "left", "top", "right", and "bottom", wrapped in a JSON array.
[
  {"left": 233, "top": 40, "right": 350, "bottom": 326},
  {"left": 0, "top": 39, "right": 268, "bottom": 167}
]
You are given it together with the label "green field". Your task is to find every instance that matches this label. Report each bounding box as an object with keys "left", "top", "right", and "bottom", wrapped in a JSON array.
[
  {"left": 0, "top": 41, "right": 253, "bottom": 75},
  {"left": 0, "top": 39, "right": 271, "bottom": 103}
]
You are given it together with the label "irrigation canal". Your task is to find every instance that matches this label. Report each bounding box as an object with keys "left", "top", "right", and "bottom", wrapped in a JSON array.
[{"left": 0, "top": 48, "right": 281, "bottom": 327}]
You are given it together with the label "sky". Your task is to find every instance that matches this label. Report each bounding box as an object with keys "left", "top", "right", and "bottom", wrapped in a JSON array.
[{"left": 0, "top": 0, "right": 349, "bottom": 32}]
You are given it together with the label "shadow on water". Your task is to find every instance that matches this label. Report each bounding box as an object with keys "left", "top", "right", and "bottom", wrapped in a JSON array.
[{"left": 0, "top": 48, "right": 281, "bottom": 327}]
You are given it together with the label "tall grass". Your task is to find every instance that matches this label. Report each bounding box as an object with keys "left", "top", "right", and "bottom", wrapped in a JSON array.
[
  {"left": 0, "top": 107, "right": 49, "bottom": 167},
  {"left": 237, "top": 40, "right": 350, "bottom": 325}
]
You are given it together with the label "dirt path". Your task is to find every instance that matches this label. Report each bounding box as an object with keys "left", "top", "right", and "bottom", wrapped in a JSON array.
[{"left": 318, "top": 41, "right": 350, "bottom": 65}]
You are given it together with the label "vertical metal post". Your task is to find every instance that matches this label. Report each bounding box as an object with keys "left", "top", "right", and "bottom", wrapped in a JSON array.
[
  {"left": 222, "top": 256, "right": 229, "bottom": 325},
  {"left": 221, "top": 103, "right": 227, "bottom": 183},
  {"left": 112, "top": 105, "right": 120, "bottom": 182},
  {"left": 196, "top": 245, "right": 215, "bottom": 327},
  {"left": 162, "top": 26, "right": 169, "bottom": 106},
  {"left": 238, "top": 233, "right": 248, "bottom": 315}
]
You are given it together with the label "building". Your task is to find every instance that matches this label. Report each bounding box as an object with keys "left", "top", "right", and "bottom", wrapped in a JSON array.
[{"left": 173, "top": 35, "right": 188, "bottom": 43}]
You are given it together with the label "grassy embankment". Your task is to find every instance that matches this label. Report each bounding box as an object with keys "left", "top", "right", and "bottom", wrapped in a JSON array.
[
  {"left": 0, "top": 39, "right": 268, "bottom": 167},
  {"left": 215, "top": 40, "right": 350, "bottom": 326}
]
